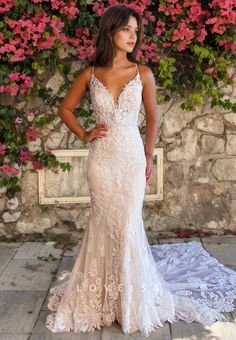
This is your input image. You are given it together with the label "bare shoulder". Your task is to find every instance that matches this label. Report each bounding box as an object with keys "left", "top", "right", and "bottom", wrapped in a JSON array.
[
  {"left": 138, "top": 64, "right": 155, "bottom": 84},
  {"left": 73, "top": 65, "right": 93, "bottom": 90}
]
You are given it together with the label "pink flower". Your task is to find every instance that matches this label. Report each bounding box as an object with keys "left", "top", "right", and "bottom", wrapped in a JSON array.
[
  {"left": 0, "top": 32, "right": 4, "bottom": 45},
  {"left": 176, "top": 229, "right": 194, "bottom": 238},
  {"left": 163, "top": 42, "right": 172, "bottom": 47},
  {"left": 9, "top": 72, "right": 21, "bottom": 82},
  {"left": 171, "top": 19, "right": 195, "bottom": 51},
  {"left": 15, "top": 117, "right": 23, "bottom": 124},
  {"left": 37, "top": 36, "right": 55, "bottom": 50},
  {"left": 32, "top": 160, "right": 44, "bottom": 170},
  {"left": 206, "top": 17, "right": 227, "bottom": 35},
  {"left": 0, "top": 144, "right": 6, "bottom": 156},
  {"left": 59, "top": 1, "right": 80, "bottom": 20},
  {"left": 10, "top": 49, "right": 28, "bottom": 62},
  {"left": 20, "top": 74, "right": 34, "bottom": 89},
  {"left": 25, "top": 127, "right": 39, "bottom": 141},
  {"left": 0, "top": 0, "right": 14, "bottom": 14},
  {"left": 0, "top": 164, "right": 20, "bottom": 175},
  {"left": 4, "top": 84, "right": 19, "bottom": 96},
  {"left": 205, "top": 67, "right": 214, "bottom": 74},
  {"left": 19, "top": 150, "right": 32, "bottom": 162},
  {"left": 197, "top": 28, "right": 207, "bottom": 42}
]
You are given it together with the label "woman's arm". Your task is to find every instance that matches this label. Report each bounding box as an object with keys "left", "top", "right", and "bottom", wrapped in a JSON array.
[
  {"left": 140, "top": 65, "right": 158, "bottom": 156},
  {"left": 57, "top": 67, "right": 90, "bottom": 140},
  {"left": 140, "top": 65, "right": 158, "bottom": 185},
  {"left": 57, "top": 67, "right": 108, "bottom": 143}
]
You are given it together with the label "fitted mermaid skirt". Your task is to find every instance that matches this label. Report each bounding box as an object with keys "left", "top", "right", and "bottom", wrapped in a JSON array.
[{"left": 45, "top": 65, "right": 236, "bottom": 337}]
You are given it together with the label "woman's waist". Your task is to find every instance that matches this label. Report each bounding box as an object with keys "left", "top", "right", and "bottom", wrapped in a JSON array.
[
  {"left": 89, "top": 126, "right": 143, "bottom": 148},
  {"left": 103, "top": 123, "right": 139, "bottom": 129}
]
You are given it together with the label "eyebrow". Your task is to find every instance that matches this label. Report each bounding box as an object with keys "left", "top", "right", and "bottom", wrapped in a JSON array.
[{"left": 125, "top": 24, "right": 139, "bottom": 30}]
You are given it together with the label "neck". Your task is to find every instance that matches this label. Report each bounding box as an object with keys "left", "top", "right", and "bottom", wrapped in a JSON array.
[{"left": 112, "top": 51, "right": 128, "bottom": 67}]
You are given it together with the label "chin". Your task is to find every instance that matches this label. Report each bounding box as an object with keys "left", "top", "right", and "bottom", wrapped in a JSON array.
[{"left": 125, "top": 46, "right": 134, "bottom": 52}]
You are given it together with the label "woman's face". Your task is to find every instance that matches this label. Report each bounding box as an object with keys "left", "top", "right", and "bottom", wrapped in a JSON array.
[{"left": 112, "top": 16, "right": 138, "bottom": 53}]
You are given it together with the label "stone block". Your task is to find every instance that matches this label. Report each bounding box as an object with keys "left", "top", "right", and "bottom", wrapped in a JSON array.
[
  {"left": 13, "top": 242, "right": 62, "bottom": 260},
  {"left": 0, "top": 246, "right": 19, "bottom": 275},
  {"left": 45, "top": 71, "right": 65, "bottom": 97},
  {"left": 0, "top": 258, "right": 59, "bottom": 291},
  {"left": 203, "top": 243, "right": 236, "bottom": 266},
  {"left": 224, "top": 112, "right": 236, "bottom": 127},
  {"left": 162, "top": 102, "right": 200, "bottom": 136},
  {"left": 201, "top": 135, "right": 225, "bottom": 153},
  {"left": 195, "top": 115, "right": 224, "bottom": 134},
  {"left": 2, "top": 211, "right": 21, "bottom": 223},
  {"left": 0, "top": 290, "right": 45, "bottom": 333},
  {"left": 45, "top": 132, "right": 64, "bottom": 149},
  {"left": 212, "top": 159, "right": 236, "bottom": 181},
  {"left": 16, "top": 211, "right": 61, "bottom": 233},
  {"left": 20, "top": 171, "right": 38, "bottom": 205},
  {"left": 166, "top": 129, "right": 197, "bottom": 161},
  {"left": 226, "top": 134, "right": 236, "bottom": 155},
  {"left": 171, "top": 318, "right": 236, "bottom": 340}
]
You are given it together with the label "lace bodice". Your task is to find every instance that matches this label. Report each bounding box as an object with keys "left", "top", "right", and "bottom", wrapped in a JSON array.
[{"left": 89, "top": 64, "right": 143, "bottom": 127}]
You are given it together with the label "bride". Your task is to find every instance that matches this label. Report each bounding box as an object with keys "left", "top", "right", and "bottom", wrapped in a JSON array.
[{"left": 45, "top": 4, "right": 236, "bottom": 337}]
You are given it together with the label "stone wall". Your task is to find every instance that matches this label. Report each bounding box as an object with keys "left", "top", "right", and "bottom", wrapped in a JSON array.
[
  {"left": 156, "top": 95, "right": 236, "bottom": 232},
  {"left": 0, "top": 62, "right": 236, "bottom": 236}
]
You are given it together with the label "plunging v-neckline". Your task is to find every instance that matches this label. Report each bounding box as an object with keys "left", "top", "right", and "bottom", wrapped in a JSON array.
[{"left": 91, "top": 70, "right": 140, "bottom": 108}]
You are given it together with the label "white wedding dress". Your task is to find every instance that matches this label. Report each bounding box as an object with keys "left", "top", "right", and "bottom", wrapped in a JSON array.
[{"left": 45, "top": 64, "right": 236, "bottom": 337}]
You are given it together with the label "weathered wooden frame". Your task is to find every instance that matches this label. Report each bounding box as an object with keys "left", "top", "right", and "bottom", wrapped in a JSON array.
[{"left": 38, "top": 148, "right": 163, "bottom": 204}]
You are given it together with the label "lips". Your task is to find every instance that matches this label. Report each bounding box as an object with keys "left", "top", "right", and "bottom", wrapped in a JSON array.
[{"left": 127, "top": 42, "right": 135, "bottom": 46}]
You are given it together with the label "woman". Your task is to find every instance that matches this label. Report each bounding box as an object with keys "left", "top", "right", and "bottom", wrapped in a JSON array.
[{"left": 46, "top": 4, "right": 236, "bottom": 337}]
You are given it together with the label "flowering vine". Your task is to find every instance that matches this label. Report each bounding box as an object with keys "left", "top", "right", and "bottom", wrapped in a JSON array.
[
  {"left": 0, "top": 106, "right": 71, "bottom": 198},
  {"left": 0, "top": 0, "right": 235, "bottom": 199}
]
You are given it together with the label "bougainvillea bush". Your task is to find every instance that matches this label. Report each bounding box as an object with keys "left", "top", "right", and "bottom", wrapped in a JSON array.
[{"left": 0, "top": 0, "right": 236, "bottom": 198}]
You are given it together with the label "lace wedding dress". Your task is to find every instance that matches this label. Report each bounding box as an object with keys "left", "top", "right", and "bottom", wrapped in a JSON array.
[{"left": 45, "top": 64, "right": 236, "bottom": 337}]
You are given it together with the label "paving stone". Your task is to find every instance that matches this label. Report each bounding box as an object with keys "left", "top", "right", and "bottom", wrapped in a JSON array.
[
  {"left": 226, "top": 265, "right": 236, "bottom": 272},
  {"left": 201, "top": 236, "right": 236, "bottom": 244},
  {"left": 0, "top": 246, "right": 19, "bottom": 275},
  {"left": 0, "top": 242, "right": 22, "bottom": 247},
  {"left": 101, "top": 320, "right": 171, "bottom": 339},
  {"left": 202, "top": 243, "right": 236, "bottom": 266},
  {"left": 30, "top": 310, "right": 102, "bottom": 339},
  {"left": 57, "top": 255, "right": 74, "bottom": 272},
  {"left": 171, "top": 318, "right": 236, "bottom": 340},
  {"left": 0, "top": 335, "right": 30, "bottom": 340},
  {"left": 14, "top": 242, "right": 62, "bottom": 260},
  {"left": 0, "top": 259, "right": 60, "bottom": 291},
  {"left": 63, "top": 244, "right": 80, "bottom": 257},
  {"left": 0, "top": 290, "right": 45, "bottom": 333},
  {"left": 41, "top": 256, "right": 74, "bottom": 310}
]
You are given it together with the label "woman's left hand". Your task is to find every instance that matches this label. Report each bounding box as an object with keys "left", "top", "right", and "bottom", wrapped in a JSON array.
[{"left": 145, "top": 155, "right": 153, "bottom": 186}]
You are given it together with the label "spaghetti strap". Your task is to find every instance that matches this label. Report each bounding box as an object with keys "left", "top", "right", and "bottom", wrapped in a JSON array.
[
  {"left": 136, "top": 63, "right": 140, "bottom": 76},
  {"left": 90, "top": 65, "right": 95, "bottom": 84}
]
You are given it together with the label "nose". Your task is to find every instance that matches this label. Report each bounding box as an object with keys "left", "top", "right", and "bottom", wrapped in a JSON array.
[{"left": 130, "top": 30, "right": 136, "bottom": 40}]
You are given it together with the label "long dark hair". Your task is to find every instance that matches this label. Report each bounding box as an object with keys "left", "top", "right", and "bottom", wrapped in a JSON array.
[{"left": 88, "top": 5, "right": 143, "bottom": 67}]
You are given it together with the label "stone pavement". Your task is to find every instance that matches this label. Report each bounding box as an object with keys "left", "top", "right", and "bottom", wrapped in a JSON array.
[{"left": 0, "top": 236, "right": 236, "bottom": 340}]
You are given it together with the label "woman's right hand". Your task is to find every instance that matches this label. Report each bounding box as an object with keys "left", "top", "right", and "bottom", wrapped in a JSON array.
[{"left": 81, "top": 123, "right": 109, "bottom": 143}]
